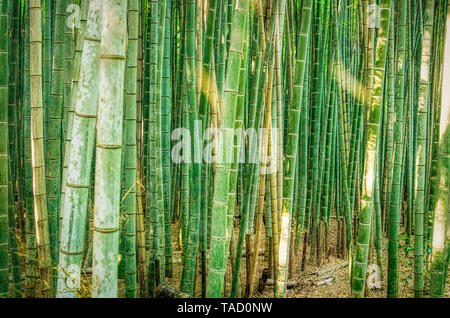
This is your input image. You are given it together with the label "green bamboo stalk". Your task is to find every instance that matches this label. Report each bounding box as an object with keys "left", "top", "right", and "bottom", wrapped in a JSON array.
[
  {"left": 227, "top": 22, "right": 248, "bottom": 296},
  {"left": 91, "top": 0, "right": 127, "bottom": 298},
  {"left": 381, "top": 1, "right": 395, "bottom": 229},
  {"left": 0, "top": 0, "right": 10, "bottom": 298},
  {"left": 414, "top": 0, "right": 435, "bottom": 298},
  {"left": 425, "top": 5, "right": 447, "bottom": 268},
  {"left": 22, "top": 0, "right": 39, "bottom": 297},
  {"left": 144, "top": 0, "right": 158, "bottom": 295},
  {"left": 275, "top": 0, "right": 312, "bottom": 298},
  {"left": 161, "top": 0, "right": 173, "bottom": 279},
  {"left": 294, "top": 42, "right": 310, "bottom": 251},
  {"left": 7, "top": 0, "right": 19, "bottom": 216},
  {"left": 43, "top": 0, "right": 52, "bottom": 144},
  {"left": 199, "top": 0, "right": 219, "bottom": 295},
  {"left": 8, "top": 163, "right": 21, "bottom": 297},
  {"left": 387, "top": 0, "right": 407, "bottom": 298},
  {"left": 275, "top": 0, "right": 286, "bottom": 253},
  {"left": 122, "top": 0, "right": 139, "bottom": 298},
  {"left": 231, "top": 0, "right": 266, "bottom": 297},
  {"left": 308, "top": 0, "right": 325, "bottom": 263},
  {"left": 62, "top": 0, "right": 75, "bottom": 146},
  {"left": 206, "top": 0, "right": 249, "bottom": 298},
  {"left": 29, "top": 0, "right": 53, "bottom": 297},
  {"left": 44, "top": 0, "right": 66, "bottom": 288},
  {"left": 430, "top": 1, "right": 450, "bottom": 298},
  {"left": 56, "top": 0, "right": 102, "bottom": 298},
  {"left": 352, "top": 0, "right": 391, "bottom": 298},
  {"left": 180, "top": 0, "right": 200, "bottom": 295},
  {"left": 47, "top": 0, "right": 66, "bottom": 274},
  {"left": 60, "top": 0, "right": 90, "bottom": 240},
  {"left": 153, "top": 0, "right": 167, "bottom": 287}
]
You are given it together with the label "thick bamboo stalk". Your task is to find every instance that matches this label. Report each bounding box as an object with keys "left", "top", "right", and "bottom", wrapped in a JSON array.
[
  {"left": 91, "top": 0, "right": 127, "bottom": 298},
  {"left": 413, "top": 0, "right": 435, "bottom": 298},
  {"left": 122, "top": 0, "right": 140, "bottom": 298},
  {"left": 387, "top": 0, "right": 407, "bottom": 298},
  {"left": 0, "top": 0, "right": 10, "bottom": 298},
  {"left": 29, "top": 0, "right": 53, "bottom": 297},
  {"left": 352, "top": 0, "right": 392, "bottom": 298},
  {"left": 430, "top": 1, "right": 450, "bottom": 298},
  {"left": 57, "top": 0, "right": 102, "bottom": 298},
  {"left": 206, "top": 0, "right": 249, "bottom": 298},
  {"left": 22, "top": 0, "right": 39, "bottom": 298},
  {"left": 275, "top": 0, "right": 312, "bottom": 298}
]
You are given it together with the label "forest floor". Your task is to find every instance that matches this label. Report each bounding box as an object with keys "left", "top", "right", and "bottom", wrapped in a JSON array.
[
  {"left": 163, "top": 215, "right": 450, "bottom": 298},
  {"left": 12, "top": 214, "right": 449, "bottom": 298}
]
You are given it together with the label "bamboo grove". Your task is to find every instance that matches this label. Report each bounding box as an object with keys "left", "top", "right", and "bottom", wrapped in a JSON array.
[{"left": 0, "top": 0, "right": 448, "bottom": 299}]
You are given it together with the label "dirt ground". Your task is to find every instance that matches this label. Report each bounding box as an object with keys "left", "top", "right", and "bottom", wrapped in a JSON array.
[
  {"left": 163, "top": 216, "right": 450, "bottom": 298},
  {"left": 13, "top": 215, "right": 448, "bottom": 298}
]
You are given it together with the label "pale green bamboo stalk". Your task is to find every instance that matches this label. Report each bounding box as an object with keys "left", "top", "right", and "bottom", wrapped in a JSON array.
[
  {"left": 57, "top": 0, "right": 102, "bottom": 298},
  {"left": 91, "top": 0, "right": 127, "bottom": 298},
  {"left": 60, "top": 0, "right": 90, "bottom": 238}
]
